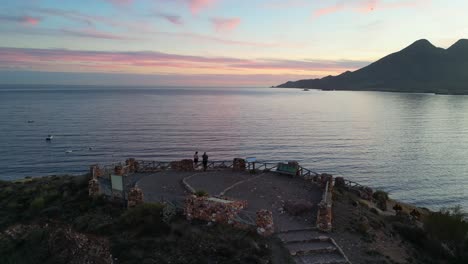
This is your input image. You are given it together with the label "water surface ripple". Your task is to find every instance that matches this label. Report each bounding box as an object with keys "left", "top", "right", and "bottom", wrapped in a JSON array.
[{"left": 0, "top": 86, "right": 466, "bottom": 211}]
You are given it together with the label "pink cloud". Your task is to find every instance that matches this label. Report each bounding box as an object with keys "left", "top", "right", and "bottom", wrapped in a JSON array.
[
  {"left": 23, "top": 16, "right": 40, "bottom": 26},
  {"left": 312, "top": 0, "right": 427, "bottom": 19},
  {"left": 0, "top": 15, "right": 41, "bottom": 26},
  {"left": 313, "top": 3, "right": 346, "bottom": 18},
  {"left": 188, "top": 0, "right": 216, "bottom": 14},
  {"left": 211, "top": 17, "right": 241, "bottom": 32},
  {"left": 104, "top": 0, "right": 134, "bottom": 6},
  {"left": 0, "top": 47, "right": 370, "bottom": 74}
]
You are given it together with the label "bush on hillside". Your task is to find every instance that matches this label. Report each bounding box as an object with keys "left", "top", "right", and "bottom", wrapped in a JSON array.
[
  {"left": 372, "top": 190, "right": 389, "bottom": 211},
  {"left": 424, "top": 206, "right": 468, "bottom": 260},
  {"left": 195, "top": 190, "right": 208, "bottom": 197},
  {"left": 118, "top": 203, "right": 169, "bottom": 236}
]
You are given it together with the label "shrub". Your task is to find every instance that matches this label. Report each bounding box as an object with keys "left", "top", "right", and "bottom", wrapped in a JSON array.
[
  {"left": 30, "top": 196, "right": 46, "bottom": 211},
  {"left": 424, "top": 206, "right": 468, "bottom": 258},
  {"left": 373, "top": 190, "right": 389, "bottom": 211},
  {"left": 119, "top": 203, "right": 169, "bottom": 236},
  {"left": 393, "top": 223, "right": 427, "bottom": 246},
  {"left": 195, "top": 190, "right": 208, "bottom": 197}
]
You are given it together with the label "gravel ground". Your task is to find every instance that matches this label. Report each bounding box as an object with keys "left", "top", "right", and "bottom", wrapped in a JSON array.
[
  {"left": 136, "top": 171, "right": 192, "bottom": 202},
  {"left": 133, "top": 169, "right": 323, "bottom": 232},
  {"left": 224, "top": 172, "right": 323, "bottom": 232}
]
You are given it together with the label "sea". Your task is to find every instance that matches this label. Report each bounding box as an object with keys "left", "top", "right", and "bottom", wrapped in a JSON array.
[{"left": 0, "top": 85, "right": 466, "bottom": 211}]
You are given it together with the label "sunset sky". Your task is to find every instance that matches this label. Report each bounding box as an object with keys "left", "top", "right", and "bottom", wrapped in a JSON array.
[{"left": 1, "top": 0, "right": 467, "bottom": 86}]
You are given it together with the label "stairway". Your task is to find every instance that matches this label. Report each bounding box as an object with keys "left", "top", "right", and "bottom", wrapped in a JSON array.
[{"left": 277, "top": 228, "right": 350, "bottom": 264}]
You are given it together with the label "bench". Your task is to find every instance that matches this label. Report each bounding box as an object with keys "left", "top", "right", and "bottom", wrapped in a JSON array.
[{"left": 275, "top": 163, "right": 299, "bottom": 176}]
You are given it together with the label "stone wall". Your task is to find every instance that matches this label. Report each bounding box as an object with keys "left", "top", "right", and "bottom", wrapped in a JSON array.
[
  {"left": 232, "top": 158, "right": 246, "bottom": 171},
  {"left": 170, "top": 159, "right": 194, "bottom": 172},
  {"left": 185, "top": 195, "right": 247, "bottom": 225},
  {"left": 88, "top": 178, "right": 100, "bottom": 197},
  {"left": 127, "top": 187, "right": 144, "bottom": 208},
  {"left": 125, "top": 158, "right": 139, "bottom": 173},
  {"left": 256, "top": 210, "right": 274, "bottom": 236},
  {"left": 316, "top": 174, "right": 333, "bottom": 232},
  {"left": 335, "top": 176, "right": 374, "bottom": 201},
  {"left": 90, "top": 165, "right": 103, "bottom": 178}
]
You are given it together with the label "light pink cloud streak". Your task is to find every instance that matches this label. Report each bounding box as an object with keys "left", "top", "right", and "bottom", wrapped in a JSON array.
[
  {"left": 104, "top": 0, "right": 134, "bottom": 6},
  {"left": 312, "top": 0, "right": 428, "bottom": 18},
  {"left": 0, "top": 47, "right": 370, "bottom": 74},
  {"left": 188, "top": 0, "right": 216, "bottom": 14},
  {"left": 0, "top": 15, "right": 41, "bottom": 26},
  {"left": 211, "top": 17, "right": 241, "bottom": 32}
]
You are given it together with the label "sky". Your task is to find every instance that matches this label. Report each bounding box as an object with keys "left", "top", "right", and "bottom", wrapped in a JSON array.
[{"left": 0, "top": 0, "right": 467, "bottom": 87}]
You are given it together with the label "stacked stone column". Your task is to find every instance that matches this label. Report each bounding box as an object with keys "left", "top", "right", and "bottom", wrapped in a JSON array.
[
  {"left": 88, "top": 179, "right": 100, "bottom": 197},
  {"left": 170, "top": 159, "right": 194, "bottom": 171},
  {"left": 232, "top": 158, "right": 246, "bottom": 171},
  {"left": 256, "top": 210, "right": 274, "bottom": 237},
  {"left": 127, "top": 187, "right": 144, "bottom": 208}
]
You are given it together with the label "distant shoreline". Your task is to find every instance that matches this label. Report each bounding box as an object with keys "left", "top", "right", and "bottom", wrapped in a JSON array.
[{"left": 273, "top": 86, "right": 468, "bottom": 95}]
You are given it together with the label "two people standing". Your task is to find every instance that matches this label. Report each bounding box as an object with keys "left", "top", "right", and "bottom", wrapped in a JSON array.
[{"left": 193, "top": 151, "right": 209, "bottom": 171}]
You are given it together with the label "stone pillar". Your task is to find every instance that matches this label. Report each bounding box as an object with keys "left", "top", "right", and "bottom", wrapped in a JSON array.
[
  {"left": 126, "top": 158, "right": 136, "bottom": 172},
  {"left": 288, "top": 161, "right": 300, "bottom": 176},
  {"left": 88, "top": 179, "right": 100, "bottom": 197},
  {"left": 114, "top": 165, "right": 123, "bottom": 176},
  {"left": 335, "top": 177, "right": 345, "bottom": 188},
  {"left": 90, "top": 164, "right": 102, "bottom": 179},
  {"left": 317, "top": 202, "right": 332, "bottom": 232},
  {"left": 232, "top": 158, "right": 246, "bottom": 171},
  {"left": 256, "top": 210, "right": 274, "bottom": 237},
  {"left": 171, "top": 160, "right": 194, "bottom": 171},
  {"left": 127, "top": 187, "right": 144, "bottom": 208}
]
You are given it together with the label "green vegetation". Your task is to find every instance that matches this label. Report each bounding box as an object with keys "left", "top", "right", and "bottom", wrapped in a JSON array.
[
  {"left": 195, "top": 190, "right": 209, "bottom": 197},
  {"left": 0, "top": 175, "right": 278, "bottom": 264},
  {"left": 372, "top": 190, "right": 389, "bottom": 211},
  {"left": 393, "top": 206, "right": 468, "bottom": 263}
]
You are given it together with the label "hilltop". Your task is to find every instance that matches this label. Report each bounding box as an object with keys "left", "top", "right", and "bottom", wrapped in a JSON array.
[{"left": 277, "top": 39, "right": 468, "bottom": 94}]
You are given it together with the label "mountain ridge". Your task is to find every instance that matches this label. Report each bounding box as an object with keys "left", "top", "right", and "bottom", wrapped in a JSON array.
[{"left": 277, "top": 39, "right": 468, "bottom": 94}]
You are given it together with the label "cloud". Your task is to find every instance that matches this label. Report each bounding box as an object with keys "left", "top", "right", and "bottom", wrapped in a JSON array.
[
  {"left": 0, "top": 15, "right": 41, "bottom": 26},
  {"left": 104, "top": 0, "right": 134, "bottom": 6},
  {"left": 154, "top": 31, "right": 280, "bottom": 47},
  {"left": 312, "top": 0, "right": 427, "bottom": 19},
  {"left": 263, "top": 0, "right": 309, "bottom": 9},
  {"left": 59, "top": 28, "right": 136, "bottom": 40},
  {"left": 0, "top": 70, "right": 320, "bottom": 87},
  {"left": 211, "top": 17, "right": 241, "bottom": 32},
  {"left": 29, "top": 7, "right": 153, "bottom": 32},
  {"left": 188, "top": 0, "right": 216, "bottom": 14},
  {"left": 154, "top": 13, "right": 183, "bottom": 25},
  {"left": 0, "top": 47, "right": 370, "bottom": 75}
]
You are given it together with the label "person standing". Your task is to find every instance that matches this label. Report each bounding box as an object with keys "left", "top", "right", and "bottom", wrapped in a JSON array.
[
  {"left": 202, "top": 152, "right": 208, "bottom": 171},
  {"left": 193, "top": 151, "right": 199, "bottom": 167}
]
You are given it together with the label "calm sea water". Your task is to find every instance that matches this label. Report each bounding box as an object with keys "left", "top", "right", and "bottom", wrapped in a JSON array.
[{"left": 0, "top": 85, "right": 466, "bottom": 211}]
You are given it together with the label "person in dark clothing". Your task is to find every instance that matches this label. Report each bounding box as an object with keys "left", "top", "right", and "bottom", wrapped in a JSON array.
[
  {"left": 193, "top": 151, "right": 199, "bottom": 167},
  {"left": 202, "top": 152, "right": 208, "bottom": 171}
]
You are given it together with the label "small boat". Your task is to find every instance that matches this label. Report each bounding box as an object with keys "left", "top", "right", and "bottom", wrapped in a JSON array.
[
  {"left": 45, "top": 135, "right": 53, "bottom": 141},
  {"left": 65, "top": 150, "right": 73, "bottom": 154},
  {"left": 27, "top": 120, "right": 34, "bottom": 123},
  {"left": 303, "top": 88, "right": 310, "bottom": 91}
]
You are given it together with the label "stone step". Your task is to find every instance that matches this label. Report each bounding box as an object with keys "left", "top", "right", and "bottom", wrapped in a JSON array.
[
  {"left": 293, "top": 252, "right": 348, "bottom": 264},
  {"left": 285, "top": 241, "right": 337, "bottom": 256},
  {"left": 277, "top": 229, "right": 327, "bottom": 243}
]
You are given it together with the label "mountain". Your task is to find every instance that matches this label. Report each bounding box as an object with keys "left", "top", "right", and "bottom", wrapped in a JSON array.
[{"left": 277, "top": 39, "right": 468, "bottom": 94}]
